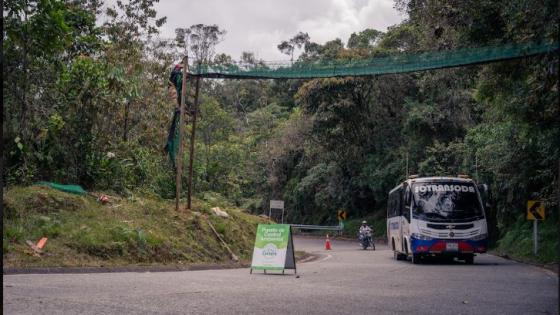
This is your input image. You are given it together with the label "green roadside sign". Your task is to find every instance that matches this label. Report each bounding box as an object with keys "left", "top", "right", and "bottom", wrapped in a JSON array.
[{"left": 250, "top": 224, "right": 296, "bottom": 274}]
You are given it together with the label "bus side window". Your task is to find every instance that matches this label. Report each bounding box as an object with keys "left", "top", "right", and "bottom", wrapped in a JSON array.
[
  {"left": 390, "top": 193, "right": 397, "bottom": 218},
  {"left": 396, "top": 189, "right": 401, "bottom": 216},
  {"left": 388, "top": 194, "right": 394, "bottom": 218},
  {"left": 403, "top": 185, "right": 411, "bottom": 210},
  {"left": 402, "top": 186, "right": 411, "bottom": 222}
]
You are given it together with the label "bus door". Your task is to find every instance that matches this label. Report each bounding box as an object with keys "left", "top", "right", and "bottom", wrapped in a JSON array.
[
  {"left": 401, "top": 184, "right": 411, "bottom": 253},
  {"left": 388, "top": 189, "right": 402, "bottom": 253},
  {"left": 395, "top": 187, "right": 404, "bottom": 253}
]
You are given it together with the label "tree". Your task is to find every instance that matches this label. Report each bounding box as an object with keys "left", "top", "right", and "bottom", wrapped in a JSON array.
[
  {"left": 175, "top": 24, "right": 226, "bottom": 67},
  {"left": 3, "top": 0, "right": 103, "bottom": 184},
  {"left": 196, "top": 97, "right": 236, "bottom": 191},
  {"left": 347, "top": 29, "right": 383, "bottom": 49},
  {"left": 104, "top": 0, "right": 166, "bottom": 44},
  {"left": 213, "top": 53, "right": 234, "bottom": 68},
  {"left": 277, "top": 32, "right": 310, "bottom": 64},
  {"left": 102, "top": 0, "right": 167, "bottom": 142}
]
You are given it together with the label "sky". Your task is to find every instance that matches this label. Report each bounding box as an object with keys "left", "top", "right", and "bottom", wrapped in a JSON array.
[{"left": 153, "top": 0, "right": 405, "bottom": 61}]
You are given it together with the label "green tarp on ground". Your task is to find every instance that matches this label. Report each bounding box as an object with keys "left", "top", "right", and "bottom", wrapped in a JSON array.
[{"left": 35, "top": 181, "right": 87, "bottom": 195}]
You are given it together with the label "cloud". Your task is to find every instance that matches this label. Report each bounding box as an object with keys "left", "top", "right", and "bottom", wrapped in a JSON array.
[{"left": 153, "top": 0, "right": 404, "bottom": 61}]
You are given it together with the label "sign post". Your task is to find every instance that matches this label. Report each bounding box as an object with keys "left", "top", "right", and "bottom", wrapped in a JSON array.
[
  {"left": 533, "top": 220, "right": 538, "bottom": 255},
  {"left": 337, "top": 210, "right": 347, "bottom": 236},
  {"left": 527, "top": 200, "right": 545, "bottom": 255},
  {"left": 269, "top": 200, "right": 285, "bottom": 223},
  {"left": 250, "top": 224, "right": 296, "bottom": 275}
]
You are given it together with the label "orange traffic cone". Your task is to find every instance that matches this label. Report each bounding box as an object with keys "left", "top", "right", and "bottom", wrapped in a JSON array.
[{"left": 325, "top": 234, "right": 332, "bottom": 250}]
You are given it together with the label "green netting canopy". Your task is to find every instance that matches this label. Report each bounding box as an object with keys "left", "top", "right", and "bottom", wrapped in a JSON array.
[{"left": 192, "top": 41, "right": 558, "bottom": 79}]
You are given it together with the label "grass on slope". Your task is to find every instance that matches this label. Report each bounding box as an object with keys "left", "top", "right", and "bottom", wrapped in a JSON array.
[
  {"left": 495, "top": 213, "right": 558, "bottom": 265},
  {"left": 3, "top": 186, "right": 269, "bottom": 268}
]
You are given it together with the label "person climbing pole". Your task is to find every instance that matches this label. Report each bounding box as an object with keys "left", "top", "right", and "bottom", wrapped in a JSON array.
[
  {"left": 168, "top": 63, "right": 184, "bottom": 105},
  {"left": 164, "top": 62, "right": 185, "bottom": 167}
]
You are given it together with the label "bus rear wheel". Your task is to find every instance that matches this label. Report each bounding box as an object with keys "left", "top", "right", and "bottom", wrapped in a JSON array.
[{"left": 464, "top": 254, "right": 474, "bottom": 265}]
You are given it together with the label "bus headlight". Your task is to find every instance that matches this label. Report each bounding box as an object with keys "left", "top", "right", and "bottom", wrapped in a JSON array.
[
  {"left": 470, "top": 233, "right": 487, "bottom": 241},
  {"left": 411, "top": 233, "right": 433, "bottom": 241}
]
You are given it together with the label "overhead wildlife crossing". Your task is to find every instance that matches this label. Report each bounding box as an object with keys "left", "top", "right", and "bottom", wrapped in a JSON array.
[{"left": 191, "top": 41, "right": 558, "bottom": 79}]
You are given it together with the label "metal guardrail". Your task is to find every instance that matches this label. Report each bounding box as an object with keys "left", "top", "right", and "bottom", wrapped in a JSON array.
[{"left": 290, "top": 224, "right": 342, "bottom": 231}]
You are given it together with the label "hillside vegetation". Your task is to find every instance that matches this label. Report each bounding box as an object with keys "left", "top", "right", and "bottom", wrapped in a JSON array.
[{"left": 3, "top": 186, "right": 268, "bottom": 268}]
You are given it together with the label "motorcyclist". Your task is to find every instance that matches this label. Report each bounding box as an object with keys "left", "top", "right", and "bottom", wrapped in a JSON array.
[
  {"left": 358, "top": 220, "right": 374, "bottom": 248},
  {"left": 359, "top": 221, "right": 372, "bottom": 236}
]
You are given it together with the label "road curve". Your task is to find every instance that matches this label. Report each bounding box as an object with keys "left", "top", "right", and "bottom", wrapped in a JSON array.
[{"left": 3, "top": 236, "right": 558, "bottom": 315}]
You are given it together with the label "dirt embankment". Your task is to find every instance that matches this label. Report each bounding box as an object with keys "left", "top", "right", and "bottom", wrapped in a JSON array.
[{"left": 3, "top": 186, "right": 270, "bottom": 271}]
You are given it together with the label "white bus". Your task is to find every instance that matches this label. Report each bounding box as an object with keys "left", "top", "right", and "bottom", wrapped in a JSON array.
[{"left": 387, "top": 175, "right": 488, "bottom": 264}]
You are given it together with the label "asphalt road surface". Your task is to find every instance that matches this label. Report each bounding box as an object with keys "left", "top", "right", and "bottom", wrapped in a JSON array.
[{"left": 3, "top": 237, "right": 558, "bottom": 315}]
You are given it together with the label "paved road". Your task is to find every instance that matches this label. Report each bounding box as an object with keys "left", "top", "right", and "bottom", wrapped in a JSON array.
[{"left": 3, "top": 237, "right": 558, "bottom": 314}]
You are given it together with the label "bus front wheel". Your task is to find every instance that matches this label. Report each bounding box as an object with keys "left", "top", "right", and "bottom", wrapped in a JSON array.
[
  {"left": 396, "top": 252, "right": 407, "bottom": 260},
  {"left": 412, "top": 253, "right": 421, "bottom": 264},
  {"left": 394, "top": 250, "right": 406, "bottom": 261},
  {"left": 464, "top": 254, "right": 474, "bottom": 265}
]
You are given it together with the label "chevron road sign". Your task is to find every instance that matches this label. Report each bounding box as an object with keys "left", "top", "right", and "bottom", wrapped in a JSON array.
[
  {"left": 337, "top": 210, "right": 348, "bottom": 221},
  {"left": 527, "top": 200, "right": 545, "bottom": 220}
]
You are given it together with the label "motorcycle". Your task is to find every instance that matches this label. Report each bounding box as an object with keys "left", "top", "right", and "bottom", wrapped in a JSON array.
[{"left": 358, "top": 230, "right": 375, "bottom": 250}]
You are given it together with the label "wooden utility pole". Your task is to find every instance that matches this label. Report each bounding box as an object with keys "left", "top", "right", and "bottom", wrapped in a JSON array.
[
  {"left": 405, "top": 151, "right": 409, "bottom": 179},
  {"left": 187, "top": 75, "right": 201, "bottom": 209},
  {"left": 175, "top": 56, "right": 189, "bottom": 211}
]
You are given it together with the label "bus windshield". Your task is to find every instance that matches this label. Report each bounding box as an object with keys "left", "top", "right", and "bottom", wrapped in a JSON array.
[{"left": 411, "top": 182, "right": 484, "bottom": 222}]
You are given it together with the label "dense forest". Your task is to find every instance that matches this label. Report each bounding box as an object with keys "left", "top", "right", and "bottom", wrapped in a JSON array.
[{"left": 3, "top": 0, "right": 558, "bottom": 254}]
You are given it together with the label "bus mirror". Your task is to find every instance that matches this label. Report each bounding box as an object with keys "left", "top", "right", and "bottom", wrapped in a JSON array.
[
  {"left": 403, "top": 209, "right": 410, "bottom": 222},
  {"left": 477, "top": 184, "right": 489, "bottom": 194}
]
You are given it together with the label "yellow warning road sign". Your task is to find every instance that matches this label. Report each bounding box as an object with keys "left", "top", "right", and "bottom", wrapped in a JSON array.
[
  {"left": 527, "top": 200, "right": 545, "bottom": 220},
  {"left": 337, "top": 210, "right": 348, "bottom": 221}
]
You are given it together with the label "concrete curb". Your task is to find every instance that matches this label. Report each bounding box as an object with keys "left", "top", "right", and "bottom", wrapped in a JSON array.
[
  {"left": 3, "top": 251, "right": 321, "bottom": 275},
  {"left": 3, "top": 263, "right": 251, "bottom": 275}
]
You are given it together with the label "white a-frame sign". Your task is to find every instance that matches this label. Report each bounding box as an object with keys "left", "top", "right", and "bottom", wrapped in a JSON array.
[{"left": 250, "top": 224, "right": 296, "bottom": 275}]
